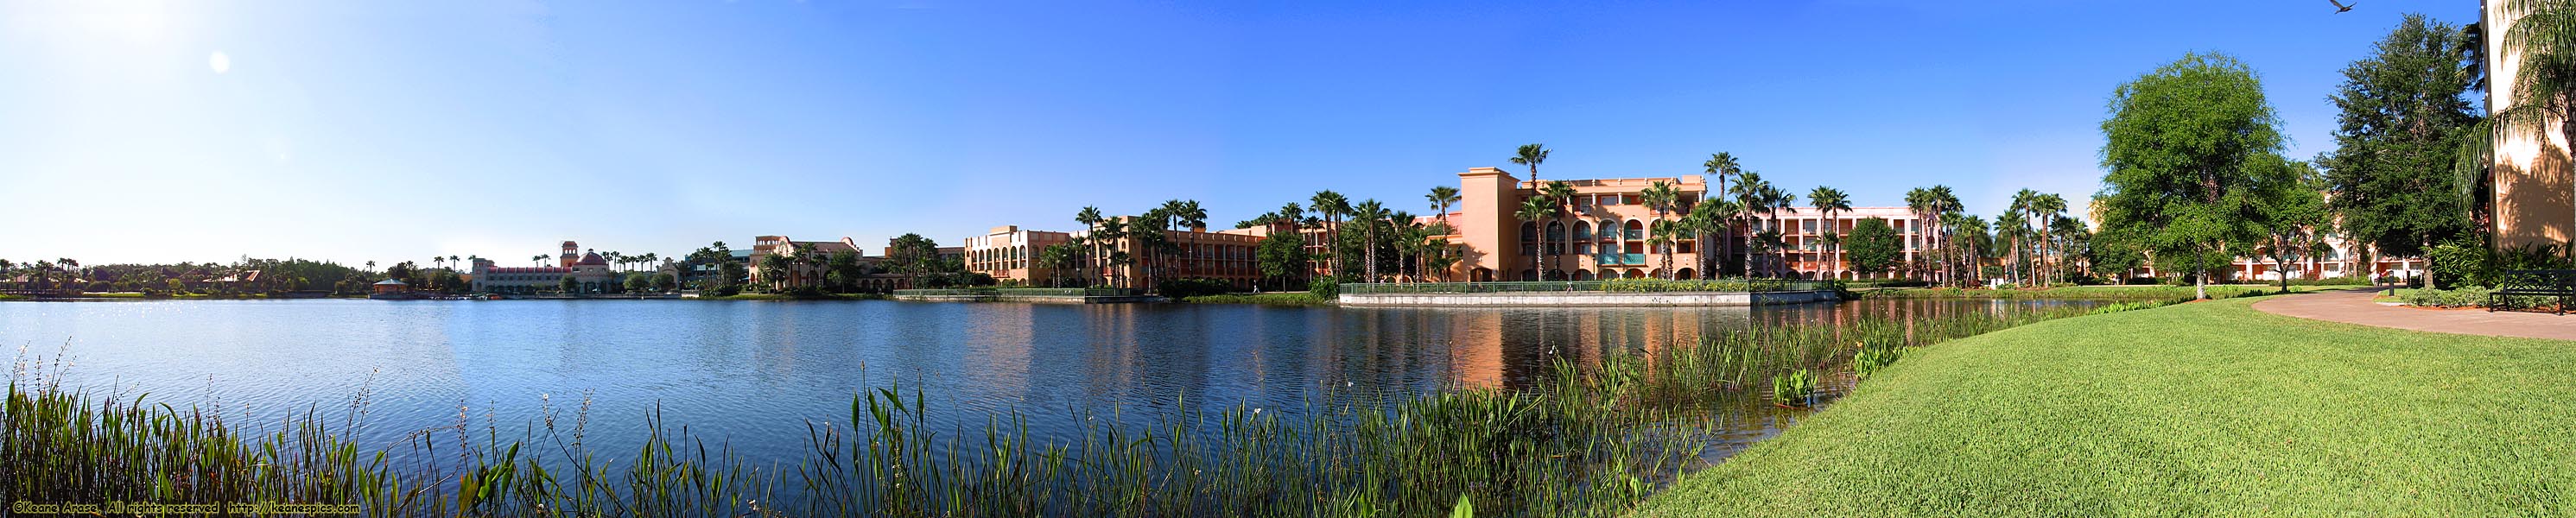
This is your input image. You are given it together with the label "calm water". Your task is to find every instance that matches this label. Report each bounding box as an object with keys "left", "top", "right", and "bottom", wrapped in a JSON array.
[{"left": 0, "top": 298, "right": 2099, "bottom": 463}]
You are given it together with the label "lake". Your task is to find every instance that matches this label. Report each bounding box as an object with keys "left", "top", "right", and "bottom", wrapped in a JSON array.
[{"left": 0, "top": 298, "right": 2103, "bottom": 464}]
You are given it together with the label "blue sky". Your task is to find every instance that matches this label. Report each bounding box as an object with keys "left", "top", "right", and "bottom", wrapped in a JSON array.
[{"left": 0, "top": 0, "right": 2481, "bottom": 266}]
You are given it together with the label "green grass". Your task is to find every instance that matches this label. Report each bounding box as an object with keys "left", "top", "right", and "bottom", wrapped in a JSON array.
[
  {"left": 1861, "top": 284, "right": 2338, "bottom": 300},
  {"left": 1636, "top": 296, "right": 2576, "bottom": 516},
  {"left": 1178, "top": 293, "right": 1333, "bottom": 306}
]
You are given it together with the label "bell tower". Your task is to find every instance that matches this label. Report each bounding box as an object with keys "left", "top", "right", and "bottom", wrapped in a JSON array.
[{"left": 560, "top": 241, "right": 580, "bottom": 268}]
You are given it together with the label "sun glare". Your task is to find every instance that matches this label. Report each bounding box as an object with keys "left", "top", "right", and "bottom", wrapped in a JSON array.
[{"left": 208, "top": 51, "right": 229, "bottom": 73}]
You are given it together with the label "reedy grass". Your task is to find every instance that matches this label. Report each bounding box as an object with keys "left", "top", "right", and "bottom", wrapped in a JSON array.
[{"left": 5, "top": 304, "right": 2103, "bottom": 516}]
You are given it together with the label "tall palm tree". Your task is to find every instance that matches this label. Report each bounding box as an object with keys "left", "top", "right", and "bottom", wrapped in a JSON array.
[
  {"left": 530, "top": 255, "right": 545, "bottom": 268},
  {"left": 1703, "top": 152, "right": 1743, "bottom": 275},
  {"left": 1076, "top": 206, "right": 1105, "bottom": 286},
  {"left": 1761, "top": 185, "right": 1798, "bottom": 278},
  {"left": 1810, "top": 186, "right": 1850, "bottom": 281},
  {"left": 1639, "top": 180, "right": 1679, "bottom": 279},
  {"left": 1426, "top": 186, "right": 1461, "bottom": 226},
  {"left": 2033, "top": 193, "right": 2067, "bottom": 284},
  {"left": 1511, "top": 143, "right": 1550, "bottom": 182},
  {"left": 1310, "top": 191, "right": 1351, "bottom": 277},
  {"left": 2007, "top": 189, "right": 2040, "bottom": 285},
  {"left": 1647, "top": 218, "right": 1682, "bottom": 279},
  {"left": 1514, "top": 196, "right": 1558, "bottom": 281},
  {"left": 1352, "top": 199, "right": 1388, "bottom": 283},
  {"left": 1682, "top": 199, "right": 1735, "bottom": 280},
  {"left": 1541, "top": 180, "right": 1578, "bottom": 278},
  {"left": 1731, "top": 172, "right": 1768, "bottom": 277},
  {"left": 1098, "top": 218, "right": 1130, "bottom": 287}
]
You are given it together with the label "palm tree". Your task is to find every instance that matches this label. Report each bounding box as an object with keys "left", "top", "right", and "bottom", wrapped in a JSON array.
[
  {"left": 1810, "top": 186, "right": 1850, "bottom": 281},
  {"left": 1511, "top": 143, "right": 1549, "bottom": 182},
  {"left": 1762, "top": 185, "right": 1798, "bottom": 278},
  {"left": 1426, "top": 186, "right": 1461, "bottom": 226},
  {"left": 2031, "top": 193, "right": 2066, "bottom": 284},
  {"left": 1731, "top": 172, "right": 1768, "bottom": 277},
  {"left": 1310, "top": 191, "right": 1351, "bottom": 277},
  {"left": 1353, "top": 199, "right": 1388, "bottom": 283},
  {"left": 448, "top": 255, "right": 461, "bottom": 273},
  {"left": 1681, "top": 199, "right": 1735, "bottom": 280},
  {"left": 1075, "top": 206, "right": 1105, "bottom": 286},
  {"left": 1647, "top": 218, "right": 1683, "bottom": 279},
  {"left": 1098, "top": 218, "right": 1131, "bottom": 287},
  {"left": 1639, "top": 180, "right": 1679, "bottom": 279},
  {"left": 1514, "top": 196, "right": 1558, "bottom": 281},
  {"left": 1703, "top": 152, "right": 1743, "bottom": 275},
  {"left": 1541, "top": 180, "right": 1577, "bottom": 279}
]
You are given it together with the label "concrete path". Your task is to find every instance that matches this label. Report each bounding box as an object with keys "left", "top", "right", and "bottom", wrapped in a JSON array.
[{"left": 2251, "top": 288, "right": 2576, "bottom": 342}]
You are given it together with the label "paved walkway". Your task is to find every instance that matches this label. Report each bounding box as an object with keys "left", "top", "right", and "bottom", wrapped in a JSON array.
[{"left": 2251, "top": 288, "right": 2576, "bottom": 341}]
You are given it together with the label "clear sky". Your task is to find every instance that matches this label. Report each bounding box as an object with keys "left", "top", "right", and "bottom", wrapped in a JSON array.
[{"left": 0, "top": 0, "right": 2483, "bottom": 266}]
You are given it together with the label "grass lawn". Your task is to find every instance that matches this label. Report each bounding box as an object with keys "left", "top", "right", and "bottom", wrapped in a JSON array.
[
  {"left": 1635, "top": 296, "right": 2576, "bottom": 516},
  {"left": 1862, "top": 284, "right": 2340, "bottom": 300}
]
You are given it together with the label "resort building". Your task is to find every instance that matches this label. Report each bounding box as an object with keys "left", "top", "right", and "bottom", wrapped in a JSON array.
[
  {"left": 961, "top": 225, "right": 1075, "bottom": 286},
  {"left": 468, "top": 241, "right": 619, "bottom": 294},
  {"left": 1757, "top": 206, "right": 1934, "bottom": 281},
  {"left": 1445, "top": 168, "right": 1716, "bottom": 281},
  {"left": 746, "top": 235, "right": 866, "bottom": 288}
]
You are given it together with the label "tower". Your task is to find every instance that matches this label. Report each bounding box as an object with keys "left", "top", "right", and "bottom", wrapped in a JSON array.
[{"left": 560, "top": 241, "right": 580, "bottom": 268}]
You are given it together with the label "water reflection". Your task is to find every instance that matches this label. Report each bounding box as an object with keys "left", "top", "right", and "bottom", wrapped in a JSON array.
[{"left": 1, "top": 298, "right": 2100, "bottom": 463}]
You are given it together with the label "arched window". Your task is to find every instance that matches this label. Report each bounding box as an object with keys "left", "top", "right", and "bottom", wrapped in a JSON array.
[
  {"left": 1574, "top": 221, "right": 1593, "bottom": 240},
  {"left": 1520, "top": 222, "right": 1538, "bottom": 243},
  {"left": 1546, "top": 222, "right": 1566, "bottom": 255},
  {"left": 1624, "top": 220, "right": 1645, "bottom": 240}
]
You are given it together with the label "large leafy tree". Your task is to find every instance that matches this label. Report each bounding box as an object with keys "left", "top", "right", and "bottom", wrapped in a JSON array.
[
  {"left": 1843, "top": 217, "right": 1905, "bottom": 277},
  {"left": 2261, "top": 158, "right": 2337, "bottom": 293},
  {"left": 2319, "top": 14, "right": 2481, "bottom": 276},
  {"left": 2098, "top": 53, "right": 2291, "bottom": 300}
]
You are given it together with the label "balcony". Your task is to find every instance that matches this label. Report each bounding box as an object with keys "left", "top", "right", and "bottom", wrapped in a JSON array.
[{"left": 1595, "top": 253, "right": 1648, "bottom": 266}]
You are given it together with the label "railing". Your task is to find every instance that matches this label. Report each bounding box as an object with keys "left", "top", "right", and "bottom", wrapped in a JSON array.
[
  {"left": 897, "top": 287, "right": 1140, "bottom": 297},
  {"left": 1339, "top": 278, "right": 1826, "bottom": 294},
  {"left": 894, "top": 288, "right": 993, "bottom": 296},
  {"left": 1594, "top": 253, "right": 1649, "bottom": 266}
]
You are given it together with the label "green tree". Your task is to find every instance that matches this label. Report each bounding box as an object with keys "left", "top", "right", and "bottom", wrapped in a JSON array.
[
  {"left": 1426, "top": 186, "right": 1461, "bottom": 226},
  {"left": 1640, "top": 180, "right": 1681, "bottom": 279},
  {"left": 2320, "top": 14, "right": 2481, "bottom": 281},
  {"left": 1843, "top": 217, "right": 1905, "bottom": 277},
  {"left": 558, "top": 275, "right": 579, "bottom": 294},
  {"left": 1037, "top": 243, "right": 1085, "bottom": 287},
  {"left": 886, "top": 233, "right": 944, "bottom": 286},
  {"left": 2098, "top": 53, "right": 2289, "bottom": 300},
  {"left": 2261, "top": 158, "right": 2337, "bottom": 292},
  {"left": 651, "top": 272, "right": 677, "bottom": 293}
]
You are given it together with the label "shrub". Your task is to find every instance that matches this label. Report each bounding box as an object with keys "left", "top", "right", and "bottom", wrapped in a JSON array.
[
  {"left": 1309, "top": 275, "right": 1341, "bottom": 299},
  {"left": 1599, "top": 278, "right": 1753, "bottom": 293},
  {"left": 2426, "top": 240, "right": 2495, "bottom": 288},
  {"left": 2399, "top": 287, "right": 2492, "bottom": 308},
  {"left": 1154, "top": 277, "right": 1232, "bottom": 299}
]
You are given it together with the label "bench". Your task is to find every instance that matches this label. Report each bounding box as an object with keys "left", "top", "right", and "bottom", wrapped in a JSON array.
[{"left": 2490, "top": 269, "right": 2576, "bottom": 314}]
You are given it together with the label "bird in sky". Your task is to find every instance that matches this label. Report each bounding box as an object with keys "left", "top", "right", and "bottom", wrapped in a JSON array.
[{"left": 2328, "top": 0, "right": 2355, "bottom": 13}]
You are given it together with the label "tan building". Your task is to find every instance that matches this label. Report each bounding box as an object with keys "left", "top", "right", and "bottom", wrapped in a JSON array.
[
  {"left": 1449, "top": 167, "right": 1711, "bottom": 281},
  {"left": 746, "top": 235, "right": 865, "bottom": 288},
  {"left": 2488, "top": 1, "right": 2576, "bottom": 250},
  {"left": 961, "top": 225, "right": 1075, "bottom": 286},
  {"left": 469, "top": 240, "right": 619, "bottom": 294}
]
